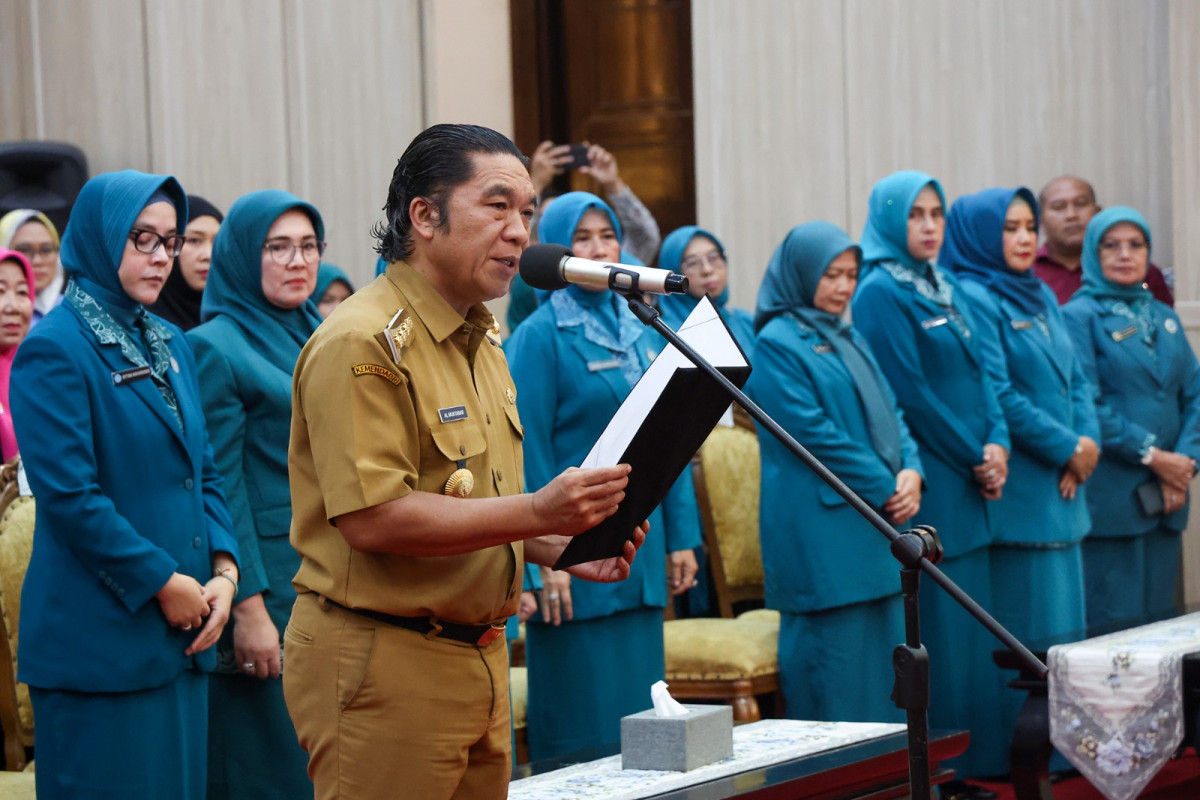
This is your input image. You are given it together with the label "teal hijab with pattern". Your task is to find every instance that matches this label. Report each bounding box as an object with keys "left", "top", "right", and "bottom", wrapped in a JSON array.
[
  {"left": 60, "top": 170, "right": 189, "bottom": 427},
  {"left": 202, "top": 190, "right": 324, "bottom": 374},
  {"left": 538, "top": 192, "right": 645, "bottom": 387},
  {"left": 1075, "top": 206, "right": 1156, "bottom": 349},
  {"left": 1076, "top": 206, "right": 1153, "bottom": 304},
  {"left": 862, "top": 170, "right": 971, "bottom": 337}
]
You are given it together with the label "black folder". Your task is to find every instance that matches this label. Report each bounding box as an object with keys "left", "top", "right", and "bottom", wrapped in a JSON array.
[{"left": 553, "top": 298, "right": 752, "bottom": 569}]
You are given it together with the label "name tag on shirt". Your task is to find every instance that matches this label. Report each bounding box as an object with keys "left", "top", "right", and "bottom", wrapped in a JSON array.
[
  {"left": 1010, "top": 319, "right": 1034, "bottom": 331},
  {"left": 438, "top": 405, "right": 468, "bottom": 424},
  {"left": 920, "top": 315, "right": 949, "bottom": 330},
  {"left": 1111, "top": 324, "right": 1138, "bottom": 342},
  {"left": 112, "top": 366, "right": 153, "bottom": 386},
  {"left": 587, "top": 358, "right": 622, "bottom": 372},
  {"left": 812, "top": 344, "right": 835, "bottom": 355}
]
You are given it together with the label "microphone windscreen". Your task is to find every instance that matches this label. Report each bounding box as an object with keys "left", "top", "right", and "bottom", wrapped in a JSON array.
[{"left": 519, "top": 243, "right": 573, "bottom": 291}]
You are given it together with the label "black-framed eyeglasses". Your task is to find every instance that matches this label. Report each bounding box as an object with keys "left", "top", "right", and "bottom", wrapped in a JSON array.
[
  {"left": 262, "top": 239, "right": 327, "bottom": 266},
  {"left": 128, "top": 228, "right": 184, "bottom": 257},
  {"left": 680, "top": 251, "right": 726, "bottom": 271},
  {"left": 13, "top": 244, "right": 58, "bottom": 260}
]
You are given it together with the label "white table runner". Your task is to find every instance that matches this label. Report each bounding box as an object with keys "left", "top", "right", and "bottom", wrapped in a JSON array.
[
  {"left": 507, "top": 719, "right": 906, "bottom": 799},
  {"left": 1048, "top": 611, "right": 1200, "bottom": 800}
]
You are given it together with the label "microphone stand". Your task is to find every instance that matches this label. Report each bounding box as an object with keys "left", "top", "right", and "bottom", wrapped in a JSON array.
[{"left": 613, "top": 286, "right": 1047, "bottom": 800}]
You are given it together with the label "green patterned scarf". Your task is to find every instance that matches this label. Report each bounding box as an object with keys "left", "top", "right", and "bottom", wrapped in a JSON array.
[{"left": 66, "top": 280, "right": 182, "bottom": 429}]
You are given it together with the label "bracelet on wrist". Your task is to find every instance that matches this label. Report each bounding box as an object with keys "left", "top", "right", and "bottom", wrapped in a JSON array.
[{"left": 213, "top": 568, "right": 239, "bottom": 598}]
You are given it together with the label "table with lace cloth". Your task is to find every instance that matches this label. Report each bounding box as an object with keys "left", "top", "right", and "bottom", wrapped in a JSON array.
[
  {"left": 508, "top": 719, "right": 913, "bottom": 799},
  {"left": 1049, "top": 611, "right": 1200, "bottom": 800}
]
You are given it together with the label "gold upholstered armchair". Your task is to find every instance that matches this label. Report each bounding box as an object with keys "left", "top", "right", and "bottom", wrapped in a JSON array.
[
  {"left": 663, "top": 425, "right": 782, "bottom": 722},
  {"left": 0, "top": 457, "right": 36, "bottom": 779}
]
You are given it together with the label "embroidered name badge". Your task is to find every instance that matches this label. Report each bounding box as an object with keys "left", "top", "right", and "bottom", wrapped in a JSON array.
[
  {"left": 1010, "top": 319, "right": 1035, "bottom": 331},
  {"left": 587, "top": 358, "right": 621, "bottom": 372},
  {"left": 112, "top": 366, "right": 153, "bottom": 386},
  {"left": 920, "top": 316, "right": 949, "bottom": 330},
  {"left": 438, "top": 405, "right": 468, "bottom": 423},
  {"left": 351, "top": 364, "right": 401, "bottom": 385},
  {"left": 1111, "top": 324, "right": 1138, "bottom": 342},
  {"left": 1165, "top": 318, "right": 1179, "bottom": 334},
  {"left": 812, "top": 344, "right": 835, "bottom": 355}
]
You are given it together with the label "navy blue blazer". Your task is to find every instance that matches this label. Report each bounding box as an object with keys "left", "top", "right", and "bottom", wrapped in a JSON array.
[
  {"left": 1063, "top": 295, "right": 1200, "bottom": 536},
  {"left": 747, "top": 314, "right": 924, "bottom": 612},
  {"left": 10, "top": 302, "right": 237, "bottom": 692},
  {"left": 851, "top": 267, "right": 1009, "bottom": 558},
  {"left": 959, "top": 282, "right": 1098, "bottom": 545}
]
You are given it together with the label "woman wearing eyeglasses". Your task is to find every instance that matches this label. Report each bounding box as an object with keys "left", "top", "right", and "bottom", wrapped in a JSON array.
[
  {"left": 186, "top": 190, "right": 323, "bottom": 799},
  {"left": 658, "top": 226, "right": 755, "bottom": 357},
  {"left": 0, "top": 208, "right": 64, "bottom": 326},
  {"left": 1063, "top": 208, "right": 1200, "bottom": 628},
  {"left": 9, "top": 170, "right": 240, "bottom": 799}
]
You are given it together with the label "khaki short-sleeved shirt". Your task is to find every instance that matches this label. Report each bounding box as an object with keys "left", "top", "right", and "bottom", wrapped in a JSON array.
[{"left": 289, "top": 262, "right": 524, "bottom": 623}]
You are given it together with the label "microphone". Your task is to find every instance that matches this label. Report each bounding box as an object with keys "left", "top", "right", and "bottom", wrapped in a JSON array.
[{"left": 519, "top": 243, "right": 689, "bottom": 295}]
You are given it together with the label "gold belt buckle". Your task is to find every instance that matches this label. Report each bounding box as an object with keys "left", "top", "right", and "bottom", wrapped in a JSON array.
[{"left": 475, "top": 624, "right": 506, "bottom": 647}]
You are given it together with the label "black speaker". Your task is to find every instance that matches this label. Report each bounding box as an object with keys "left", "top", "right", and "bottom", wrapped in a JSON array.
[{"left": 0, "top": 141, "right": 88, "bottom": 235}]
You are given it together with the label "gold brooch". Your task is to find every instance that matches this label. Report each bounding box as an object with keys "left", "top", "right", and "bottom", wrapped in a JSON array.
[
  {"left": 444, "top": 468, "right": 475, "bottom": 498},
  {"left": 392, "top": 317, "right": 413, "bottom": 350}
]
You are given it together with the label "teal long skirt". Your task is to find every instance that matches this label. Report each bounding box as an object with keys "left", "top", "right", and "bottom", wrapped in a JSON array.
[
  {"left": 32, "top": 671, "right": 207, "bottom": 799},
  {"left": 1084, "top": 526, "right": 1182, "bottom": 629},
  {"left": 778, "top": 594, "right": 905, "bottom": 724},
  {"left": 990, "top": 542, "right": 1087, "bottom": 774},
  {"left": 525, "top": 606, "right": 664, "bottom": 761},
  {"left": 920, "top": 547, "right": 1006, "bottom": 779}
]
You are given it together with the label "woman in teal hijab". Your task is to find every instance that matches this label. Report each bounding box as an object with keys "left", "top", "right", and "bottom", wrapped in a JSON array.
[
  {"left": 505, "top": 191, "right": 701, "bottom": 760},
  {"left": 746, "top": 221, "right": 922, "bottom": 724},
  {"left": 943, "top": 187, "right": 1099, "bottom": 773},
  {"left": 311, "top": 261, "right": 354, "bottom": 319},
  {"left": 850, "top": 170, "right": 1010, "bottom": 787},
  {"left": 10, "top": 171, "right": 240, "bottom": 799},
  {"left": 188, "top": 190, "right": 323, "bottom": 799},
  {"left": 658, "top": 226, "right": 755, "bottom": 356},
  {"left": 1063, "top": 208, "right": 1200, "bottom": 628}
]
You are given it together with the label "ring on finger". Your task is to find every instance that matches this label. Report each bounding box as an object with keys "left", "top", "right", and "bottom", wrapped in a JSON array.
[
  {"left": 547, "top": 592, "right": 559, "bottom": 601},
  {"left": 243, "top": 662, "right": 256, "bottom": 672}
]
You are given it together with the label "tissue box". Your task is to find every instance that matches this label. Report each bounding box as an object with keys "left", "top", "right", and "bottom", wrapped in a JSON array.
[{"left": 620, "top": 704, "right": 734, "bottom": 771}]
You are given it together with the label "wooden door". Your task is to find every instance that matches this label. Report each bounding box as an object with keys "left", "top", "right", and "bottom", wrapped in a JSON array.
[{"left": 511, "top": 0, "right": 695, "bottom": 262}]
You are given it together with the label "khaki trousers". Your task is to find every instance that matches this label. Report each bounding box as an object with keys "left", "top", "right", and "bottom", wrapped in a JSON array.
[{"left": 283, "top": 593, "right": 512, "bottom": 799}]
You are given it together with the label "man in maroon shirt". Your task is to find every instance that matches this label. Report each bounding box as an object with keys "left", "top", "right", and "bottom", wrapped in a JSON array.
[{"left": 1034, "top": 175, "right": 1173, "bottom": 306}]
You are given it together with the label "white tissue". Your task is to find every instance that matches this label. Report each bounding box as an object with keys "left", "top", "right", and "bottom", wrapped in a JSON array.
[{"left": 650, "top": 680, "right": 690, "bottom": 717}]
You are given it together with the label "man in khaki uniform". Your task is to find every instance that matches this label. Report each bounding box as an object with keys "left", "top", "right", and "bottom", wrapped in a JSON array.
[{"left": 283, "top": 124, "right": 646, "bottom": 799}]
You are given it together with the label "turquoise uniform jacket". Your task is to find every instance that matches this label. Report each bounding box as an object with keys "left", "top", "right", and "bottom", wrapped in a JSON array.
[
  {"left": 747, "top": 314, "right": 923, "bottom": 612},
  {"left": 506, "top": 303, "right": 701, "bottom": 619},
  {"left": 1063, "top": 296, "right": 1200, "bottom": 536},
  {"left": 11, "top": 303, "right": 238, "bottom": 692},
  {"left": 960, "top": 282, "right": 1097, "bottom": 545},
  {"left": 189, "top": 318, "right": 298, "bottom": 608},
  {"left": 851, "top": 267, "right": 1008, "bottom": 558}
]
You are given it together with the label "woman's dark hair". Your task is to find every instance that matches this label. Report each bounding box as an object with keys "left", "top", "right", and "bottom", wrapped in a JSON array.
[{"left": 374, "top": 124, "right": 526, "bottom": 261}]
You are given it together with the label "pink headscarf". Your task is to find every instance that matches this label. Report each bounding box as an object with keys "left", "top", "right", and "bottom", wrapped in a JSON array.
[{"left": 0, "top": 249, "right": 35, "bottom": 461}]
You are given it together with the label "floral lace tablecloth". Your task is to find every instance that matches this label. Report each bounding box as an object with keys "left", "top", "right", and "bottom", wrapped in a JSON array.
[
  {"left": 507, "top": 719, "right": 906, "bottom": 799},
  {"left": 1049, "top": 611, "right": 1200, "bottom": 800}
]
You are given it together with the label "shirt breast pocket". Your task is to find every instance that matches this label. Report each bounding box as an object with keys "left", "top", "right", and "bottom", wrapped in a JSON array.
[{"left": 430, "top": 423, "right": 488, "bottom": 494}]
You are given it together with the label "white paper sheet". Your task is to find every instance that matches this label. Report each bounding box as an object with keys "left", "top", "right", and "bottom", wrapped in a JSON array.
[{"left": 581, "top": 297, "right": 748, "bottom": 468}]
